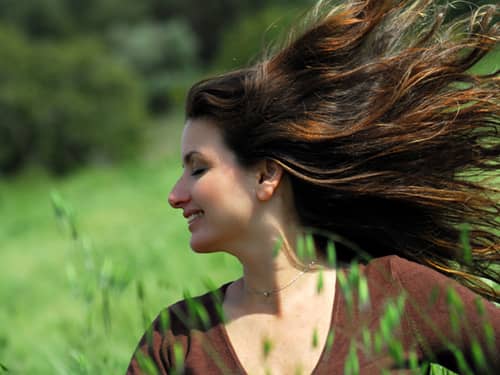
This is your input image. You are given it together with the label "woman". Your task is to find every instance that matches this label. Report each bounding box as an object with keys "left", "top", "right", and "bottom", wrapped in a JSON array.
[{"left": 128, "top": 0, "right": 499, "bottom": 373}]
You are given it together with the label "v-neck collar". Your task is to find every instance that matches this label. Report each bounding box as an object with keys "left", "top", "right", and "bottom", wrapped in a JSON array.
[{"left": 216, "top": 272, "right": 342, "bottom": 374}]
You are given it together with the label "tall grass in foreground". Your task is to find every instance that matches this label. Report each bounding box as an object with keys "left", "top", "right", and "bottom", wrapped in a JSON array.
[
  {"left": 59, "top": 192, "right": 490, "bottom": 374},
  {"left": 0, "top": 112, "right": 239, "bottom": 373},
  {"left": 2, "top": 153, "right": 495, "bottom": 373},
  {"left": 130, "top": 227, "right": 495, "bottom": 374},
  {"left": 1, "top": 47, "right": 499, "bottom": 372},
  {"left": 2, "top": 162, "right": 474, "bottom": 373}
]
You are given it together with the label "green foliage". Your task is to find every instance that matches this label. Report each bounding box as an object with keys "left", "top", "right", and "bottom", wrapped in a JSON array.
[
  {"left": 108, "top": 20, "right": 199, "bottom": 112},
  {"left": 1, "top": 30, "right": 498, "bottom": 374},
  {"left": 159, "top": 310, "right": 170, "bottom": 335},
  {"left": 316, "top": 270, "right": 324, "bottom": 294},
  {"left": 0, "top": 151, "right": 243, "bottom": 373},
  {"left": 213, "top": 5, "right": 306, "bottom": 71},
  {"left": 358, "top": 275, "right": 370, "bottom": 309},
  {"left": 109, "top": 20, "right": 198, "bottom": 73},
  {"left": 1, "top": 151, "right": 494, "bottom": 373},
  {"left": 344, "top": 341, "right": 360, "bottom": 375},
  {"left": 262, "top": 337, "right": 273, "bottom": 359},
  {"left": 326, "top": 240, "right": 337, "bottom": 268},
  {"left": 66, "top": 0, "right": 150, "bottom": 33},
  {"left": 0, "top": 26, "right": 147, "bottom": 174},
  {"left": 446, "top": 287, "right": 465, "bottom": 334},
  {"left": 164, "top": 0, "right": 260, "bottom": 63},
  {"left": 471, "top": 339, "right": 487, "bottom": 372},
  {"left": 312, "top": 327, "right": 319, "bottom": 348},
  {"left": 172, "top": 342, "right": 185, "bottom": 374},
  {"left": 136, "top": 351, "right": 159, "bottom": 375},
  {"left": 272, "top": 236, "right": 283, "bottom": 258},
  {"left": 0, "top": 0, "right": 74, "bottom": 37},
  {"left": 325, "top": 330, "right": 335, "bottom": 352},
  {"left": 0, "top": 0, "right": 150, "bottom": 38}
]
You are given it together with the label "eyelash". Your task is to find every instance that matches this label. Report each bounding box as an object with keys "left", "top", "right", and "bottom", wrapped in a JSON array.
[{"left": 191, "top": 168, "right": 206, "bottom": 176}]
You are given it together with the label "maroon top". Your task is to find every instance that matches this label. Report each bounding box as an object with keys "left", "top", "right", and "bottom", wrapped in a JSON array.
[{"left": 127, "top": 255, "right": 500, "bottom": 374}]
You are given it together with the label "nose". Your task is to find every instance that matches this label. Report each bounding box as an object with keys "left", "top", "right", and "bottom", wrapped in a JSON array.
[{"left": 168, "top": 178, "right": 190, "bottom": 209}]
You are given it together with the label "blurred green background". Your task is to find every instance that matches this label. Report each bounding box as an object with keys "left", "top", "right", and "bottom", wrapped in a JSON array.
[{"left": 0, "top": 0, "right": 497, "bottom": 373}]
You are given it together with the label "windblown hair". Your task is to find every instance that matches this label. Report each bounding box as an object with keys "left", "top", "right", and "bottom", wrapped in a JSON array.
[{"left": 186, "top": 0, "right": 500, "bottom": 301}]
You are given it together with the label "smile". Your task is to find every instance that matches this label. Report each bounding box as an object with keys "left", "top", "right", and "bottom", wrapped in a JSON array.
[{"left": 187, "top": 211, "right": 204, "bottom": 224}]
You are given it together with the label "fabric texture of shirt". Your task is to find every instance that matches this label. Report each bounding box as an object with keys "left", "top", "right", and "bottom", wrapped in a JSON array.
[{"left": 126, "top": 255, "right": 500, "bottom": 374}]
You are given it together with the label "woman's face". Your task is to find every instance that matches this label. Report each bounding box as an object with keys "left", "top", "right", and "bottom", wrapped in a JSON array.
[{"left": 168, "top": 118, "right": 258, "bottom": 253}]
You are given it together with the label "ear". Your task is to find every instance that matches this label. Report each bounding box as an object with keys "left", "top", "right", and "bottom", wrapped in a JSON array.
[{"left": 255, "top": 160, "right": 284, "bottom": 201}]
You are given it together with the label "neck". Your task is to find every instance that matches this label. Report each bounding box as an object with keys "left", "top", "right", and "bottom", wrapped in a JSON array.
[
  {"left": 232, "top": 236, "right": 324, "bottom": 313},
  {"left": 244, "top": 254, "right": 310, "bottom": 291},
  {"left": 223, "top": 215, "right": 326, "bottom": 312}
]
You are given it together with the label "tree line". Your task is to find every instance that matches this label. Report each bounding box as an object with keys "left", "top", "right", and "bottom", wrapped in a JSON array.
[{"left": 0, "top": 0, "right": 488, "bottom": 175}]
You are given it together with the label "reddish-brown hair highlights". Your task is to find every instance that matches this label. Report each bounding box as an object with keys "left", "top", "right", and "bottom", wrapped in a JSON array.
[{"left": 186, "top": 0, "right": 499, "bottom": 301}]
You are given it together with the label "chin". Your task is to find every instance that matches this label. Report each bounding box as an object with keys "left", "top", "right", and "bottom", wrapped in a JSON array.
[{"left": 189, "top": 236, "right": 221, "bottom": 254}]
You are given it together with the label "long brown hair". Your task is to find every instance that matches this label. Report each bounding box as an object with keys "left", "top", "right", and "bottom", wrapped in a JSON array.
[{"left": 185, "top": 0, "right": 500, "bottom": 302}]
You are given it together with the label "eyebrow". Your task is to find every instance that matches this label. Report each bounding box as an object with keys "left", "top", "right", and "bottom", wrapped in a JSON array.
[{"left": 182, "top": 151, "right": 202, "bottom": 167}]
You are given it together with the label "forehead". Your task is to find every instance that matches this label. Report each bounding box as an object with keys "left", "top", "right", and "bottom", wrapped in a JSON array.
[{"left": 181, "top": 118, "right": 230, "bottom": 161}]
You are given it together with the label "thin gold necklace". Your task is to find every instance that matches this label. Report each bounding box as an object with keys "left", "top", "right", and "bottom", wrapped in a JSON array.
[{"left": 245, "top": 261, "right": 315, "bottom": 297}]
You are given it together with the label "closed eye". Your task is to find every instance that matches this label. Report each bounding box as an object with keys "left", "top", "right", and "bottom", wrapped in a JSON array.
[{"left": 191, "top": 168, "right": 206, "bottom": 176}]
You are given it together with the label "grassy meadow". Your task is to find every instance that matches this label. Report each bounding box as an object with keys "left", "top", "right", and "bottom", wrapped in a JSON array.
[
  {"left": 1, "top": 49, "right": 499, "bottom": 374},
  {"left": 0, "top": 119, "right": 465, "bottom": 375},
  {"left": 0, "top": 112, "right": 242, "bottom": 373}
]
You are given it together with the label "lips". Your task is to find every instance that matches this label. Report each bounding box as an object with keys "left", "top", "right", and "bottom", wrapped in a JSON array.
[
  {"left": 187, "top": 211, "right": 204, "bottom": 224},
  {"left": 183, "top": 209, "right": 202, "bottom": 218},
  {"left": 183, "top": 209, "right": 204, "bottom": 226}
]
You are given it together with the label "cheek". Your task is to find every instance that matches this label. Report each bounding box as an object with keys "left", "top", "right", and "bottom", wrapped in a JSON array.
[
  {"left": 189, "top": 172, "right": 256, "bottom": 252},
  {"left": 200, "top": 172, "right": 255, "bottom": 218},
  {"left": 192, "top": 176, "right": 222, "bottom": 202}
]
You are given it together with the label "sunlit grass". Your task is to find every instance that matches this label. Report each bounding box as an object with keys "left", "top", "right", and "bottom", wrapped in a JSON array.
[
  {"left": 1, "top": 49, "right": 498, "bottom": 373},
  {"left": 0, "top": 116, "right": 241, "bottom": 373}
]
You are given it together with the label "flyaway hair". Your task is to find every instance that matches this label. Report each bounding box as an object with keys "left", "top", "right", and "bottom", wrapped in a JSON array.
[{"left": 186, "top": 0, "right": 500, "bottom": 302}]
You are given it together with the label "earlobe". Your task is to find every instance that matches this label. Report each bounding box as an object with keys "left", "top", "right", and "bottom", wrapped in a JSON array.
[
  {"left": 257, "top": 189, "right": 272, "bottom": 201},
  {"left": 256, "top": 160, "right": 283, "bottom": 201}
]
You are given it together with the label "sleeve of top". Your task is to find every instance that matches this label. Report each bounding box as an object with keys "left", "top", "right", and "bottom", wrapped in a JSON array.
[
  {"left": 390, "top": 256, "right": 500, "bottom": 374},
  {"left": 125, "top": 307, "right": 188, "bottom": 375},
  {"left": 126, "top": 315, "right": 171, "bottom": 375}
]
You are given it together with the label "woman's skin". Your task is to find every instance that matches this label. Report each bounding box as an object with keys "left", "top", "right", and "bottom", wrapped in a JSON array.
[{"left": 168, "top": 118, "right": 337, "bottom": 374}]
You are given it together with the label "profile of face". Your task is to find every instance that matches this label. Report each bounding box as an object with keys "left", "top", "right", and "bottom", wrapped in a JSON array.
[{"left": 168, "top": 118, "right": 261, "bottom": 253}]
